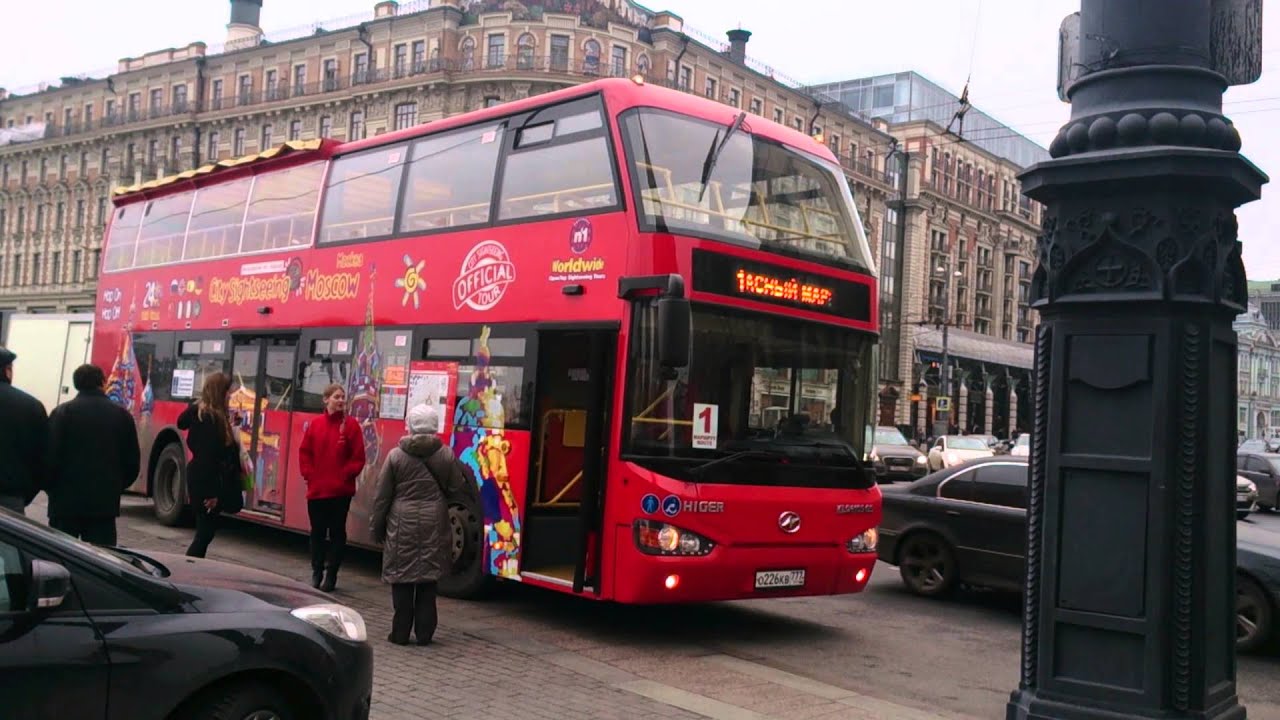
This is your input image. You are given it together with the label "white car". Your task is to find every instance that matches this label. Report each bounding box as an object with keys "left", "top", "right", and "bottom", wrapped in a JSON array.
[
  {"left": 927, "top": 435, "right": 995, "bottom": 471},
  {"left": 1010, "top": 434, "right": 1030, "bottom": 457}
]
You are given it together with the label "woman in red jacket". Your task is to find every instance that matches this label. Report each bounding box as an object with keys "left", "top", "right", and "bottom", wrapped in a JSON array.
[{"left": 298, "top": 383, "right": 367, "bottom": 591}]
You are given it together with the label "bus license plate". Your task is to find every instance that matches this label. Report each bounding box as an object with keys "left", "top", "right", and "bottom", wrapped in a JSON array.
[{"left": 755, "top": 569, "right": 805, "bottom": 589}]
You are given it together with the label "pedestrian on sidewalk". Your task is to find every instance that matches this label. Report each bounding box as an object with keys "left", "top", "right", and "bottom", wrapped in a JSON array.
[
  {"left": 178, "top": 372, "right": 242, "bottom": 558},
  {"left": 45, "top": 364, "right": 141, "bottom": 545},
  {"left": 370, "top": 404, "right": 467, "bottom": 646},
  {"left": 0, "top": 346, "right": 48, "bottom": 515},
  {"left": 298, "top": 383, "right": 366, "bottom": 591}
]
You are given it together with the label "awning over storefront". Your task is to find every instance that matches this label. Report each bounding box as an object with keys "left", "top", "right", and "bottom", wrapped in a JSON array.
[{"left": 913, "top": 326, "right": 1034, "bottom": 370}]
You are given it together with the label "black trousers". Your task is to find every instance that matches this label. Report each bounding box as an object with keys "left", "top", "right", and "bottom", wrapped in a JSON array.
[
  {"left": 390, "top": 582, "right": 438, "bottom": 644},
  {"left": 50, "top": 515, "right": 117, "bottom": 546},
  {"left": 186, "top": 507, "right": 220, "bottom": 558},
  {"left": 308, "top": 496, "right": 352, "bottom": 570}
]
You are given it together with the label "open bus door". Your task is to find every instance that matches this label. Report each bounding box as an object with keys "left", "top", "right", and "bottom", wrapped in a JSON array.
[
  {"left": 524, "top": 327, "right": 615, "bottom": 594},
  {"left": 231, "top": 335, "right": 299, "bottom": 518}
]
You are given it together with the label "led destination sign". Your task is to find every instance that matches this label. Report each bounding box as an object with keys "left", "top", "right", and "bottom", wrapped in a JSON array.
[{"left": 692, "top": 249, "right": 872, "bottom": 322}]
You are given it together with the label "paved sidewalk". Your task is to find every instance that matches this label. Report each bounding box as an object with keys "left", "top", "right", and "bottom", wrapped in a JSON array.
[{"left": 27, "top": 496, "right": 967, "bottom": 720}]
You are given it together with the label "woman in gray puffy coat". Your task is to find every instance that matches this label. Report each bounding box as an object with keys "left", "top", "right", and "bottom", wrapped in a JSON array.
[{"left": 369, "top": 403, "right": 467, "bottom": 645}]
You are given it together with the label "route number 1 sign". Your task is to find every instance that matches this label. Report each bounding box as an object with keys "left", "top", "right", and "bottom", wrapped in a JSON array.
[{"left": 692, "top": 403, "right": 719, "bottom": 449}]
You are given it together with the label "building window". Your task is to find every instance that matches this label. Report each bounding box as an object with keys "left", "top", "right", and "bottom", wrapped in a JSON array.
[
  {"left": 76, "top": 200, "right": 85, "bottom": 228},
  {"left": 773, "top": 107, "right": 784, "bottom": 124},
  {"left": 72, "top": 249, "right": 82, "bottom": 283},
  {"left": 32, "top": 252, "right": 41, "bottom": 285},
  {"left": 412, "top": 40, "right": 426, "bottom": 72},
  {"left": 354, "top": 53, "right": 370, "bottom": 83},
  {"left": 63, "top": 108, "right": 73, "bottom": 135},
  {"left": 233, "top": 128, "right": 246, "bottom": 156},
  {"left": 173, "top": 84, "right": 188, "bottom": 111},
  {"left": 59, "top": 154, "right": 67, "bottom": 179},
  {"left": 12, "top": 254, "right": 20, "bottom": 285},
  {"left": 208, "top": 130, "right": 220, "bottom": 160},
  {"left": 517, "top": 33, "right": 535, "bottom": 69},
  {"left": 96, "top": 198, "right": 106, "bottom": 226},
  {"left": 349, "top": 111, "right": 365, "bottom": 140},
  {"left": 323, "top": 59, "right": 339, "bottom": 91},
  {"left": 35, "top": 206, "right": 44, "bottom": 233},
  {"left": 170, "top": 136, "right": 182, "bottom": 169},
  {"left": 147, "top": 139, "right": 159, "bottom": 167},
  {"left": 265, "top": 69, "right": 279, "bottom": 100},
  {"left": 238, "top": 74, "right": 253, "bottom": 104},
  {"left": 261, "top": 123, "right": 273, "bottom": 150},
  {"left": 484, "top": 96, "right": 501, "bottom": 108},
  {"left": 394, "top": 44, "right": 408, "bottom": 77},
  {"left": 792, "top": 117, "right": 803, "bottom": 131},
  {"left": 55, "top": 202, "right": 64, "bottom": 230},
  {"left": 78, "top": 151, "right": 88, "bottom": 178},
  {"left": 584, "top": 40, "right": 601, "bottom": 75},
  {"left": 294, "top": 64, "right": 307, "bottom": 95},
  {"left": 289, "top": 120, "right": 302, "bottom": 141},
  {"left": 211, "top": 79, "right": 223, "bottom": 109},
  {"left": 150, "top": 88, "right": 163, "bottom": 114},
  {"left": 704, "top": 77, "right": 718, "bottom": 99},
  {"left": 550, "top": 35, "right": 570, "bottom": 71},
  {"left": 394, "top": 103, "right": 418, "bottom": 131},
  {"left": 100, "top": 147, "right": 109, "bottom": 172},
  {"left": 319, "top": 115, "right": 333, "bottom": 138},
  {"left": 84, "top": 103, "right": 94, "bottom": 126},
  {"left": 461, "top": 36, "right": 476, "bottom": 71},
  {"left": 679, "top": 65, "right": 692, "bottom": 90},
  {"left": 51, "top": 251, "right": 61, "bottom": 284},
  {"left": 611, "top": 46, "right": 627, "bottom": 76},
  {"left": 487, "top": 34, "right": 505, "bottom": 68},
  {"left": 89, "top": 249, "right": 100, "bottom": 279}
]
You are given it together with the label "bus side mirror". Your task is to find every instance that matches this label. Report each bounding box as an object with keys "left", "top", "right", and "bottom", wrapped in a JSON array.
[{"left": 657, "top": 297, "right": 691, "bottom": 370}]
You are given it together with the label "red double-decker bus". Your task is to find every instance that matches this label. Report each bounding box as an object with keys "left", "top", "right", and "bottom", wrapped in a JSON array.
[{"left": 94, "top": 77, "right": 882, "bottom": 603}]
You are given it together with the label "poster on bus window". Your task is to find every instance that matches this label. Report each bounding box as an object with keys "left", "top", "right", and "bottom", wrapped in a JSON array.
[{"left": 408, "top": 361, "right": 459, "bottom": 441}]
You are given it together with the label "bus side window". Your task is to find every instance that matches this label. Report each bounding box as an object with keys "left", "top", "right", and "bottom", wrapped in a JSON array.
[
  {"left": 498, "top": 135, "right": 617, "bottom": 221},
  {"left": 134, "top": 192, "right": 194, "bottom": 268},
  {"left": 103, "top": 204, "right": 144, "bottom": 272},
  {"left": 185, "top": 178, "right": 252, "bottom": 260},
  {"left": 168, "top": 337, "right": 230, "bottom": 402},
  {"left": 242, "top": 161, "right": 325, "bottom": 253},
  {"left": 296, "top": 336, "right": 354, "bottom": 413},
  {"left": 399, "top": 124, "right": 503, "bottom": 233},
  {"left": 317, "top": 146, "right": 407, "bottom": 244}
]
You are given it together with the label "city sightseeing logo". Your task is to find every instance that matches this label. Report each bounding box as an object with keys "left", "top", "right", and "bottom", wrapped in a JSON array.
[
  {"left": 452, "top": 240, "right": 516, "bottom": 311},
  {"left": 395, "top": 253, "right": 426, "bottom": 309}
]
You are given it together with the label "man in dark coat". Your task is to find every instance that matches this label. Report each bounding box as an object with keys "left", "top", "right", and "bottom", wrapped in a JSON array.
[
  {"left": 45, "top": 364, "right": 141, "bottom": 545},
  {"left": 0, "top": 346, "right": 48, "bottom": 514}
]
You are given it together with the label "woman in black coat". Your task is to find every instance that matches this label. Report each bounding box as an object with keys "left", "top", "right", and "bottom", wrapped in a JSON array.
[{"left": 178, "top": 371, "right": 240, "bottom": 558}]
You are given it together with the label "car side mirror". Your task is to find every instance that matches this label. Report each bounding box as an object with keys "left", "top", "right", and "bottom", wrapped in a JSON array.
[
  {"left": 28, "top": 559, "right": 71, "bottom": 612},
  {"left": 657, "top": 296, "right": 691, "bottom": 370}
]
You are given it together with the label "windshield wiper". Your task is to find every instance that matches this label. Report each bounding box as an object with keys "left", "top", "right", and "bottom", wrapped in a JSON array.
[
  {"left": 690, "top": 448, "right": 786, "bottom": 478},
  {"left": 697, "top": 111, "right": 747, "bottom": 203},
  {"left": 107, "top": 546, "right": 171, "bottom": 578}
]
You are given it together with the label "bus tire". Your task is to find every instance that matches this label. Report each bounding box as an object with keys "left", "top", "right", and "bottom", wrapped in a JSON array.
[
  {"left": 153, "top": 443, "right": 191, "bottom": 527},
  {"left": 439, "top": 485, "right": 490, "bottom": 600}
]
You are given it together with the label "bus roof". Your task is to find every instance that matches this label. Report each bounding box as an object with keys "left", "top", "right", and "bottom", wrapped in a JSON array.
[{"left": 112, "top": 77, "right": 838, "bottom": 203}]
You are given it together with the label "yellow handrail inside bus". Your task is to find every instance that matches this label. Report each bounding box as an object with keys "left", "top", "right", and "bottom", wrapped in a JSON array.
[{"left": 533, "top": 408, "right": 588, "bottom": 509}]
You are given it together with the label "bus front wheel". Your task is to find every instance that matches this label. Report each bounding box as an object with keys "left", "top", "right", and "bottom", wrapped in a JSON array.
[
  {"left": 153, "top": 443, "right": 191, "bottom": 527},
  {"left": 439, "top": 486, "right": 489, "bottom": 599}
]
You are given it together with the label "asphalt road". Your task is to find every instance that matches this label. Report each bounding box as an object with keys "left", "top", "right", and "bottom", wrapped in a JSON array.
[{"left": 103, "top": 500, "right": 1280, "bottom": 719}]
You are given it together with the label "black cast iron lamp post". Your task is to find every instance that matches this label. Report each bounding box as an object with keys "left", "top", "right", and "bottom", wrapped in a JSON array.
[{"left": 1008, "top": 1, "right": 1266, "bottom": 718}]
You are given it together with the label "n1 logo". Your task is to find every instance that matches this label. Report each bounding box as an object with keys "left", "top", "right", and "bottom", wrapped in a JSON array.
[{"left": 692, "top": 403, "right": 719, "bottom": 449}]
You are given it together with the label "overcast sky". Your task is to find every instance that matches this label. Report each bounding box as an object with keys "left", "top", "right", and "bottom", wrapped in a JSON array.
[{"left": 3, "top": 1, "right": 1277, "bottom": 276}]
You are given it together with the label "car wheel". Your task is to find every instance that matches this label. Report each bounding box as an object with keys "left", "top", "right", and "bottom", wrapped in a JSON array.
[
  {"left": 152, "top": 443, "right": 191, "bottom": 527},
  {"left": 898, "top": 532, "right": 958, "bottom": 597},
  {"left": 1237, "top": 574, "right": 1273, "bottom": 654},
  {"left": 190, "top": 681, "right": 295, "bottom": 720},
  {"left": 438, "top": 468, "right": 492, "bottom": 600}
]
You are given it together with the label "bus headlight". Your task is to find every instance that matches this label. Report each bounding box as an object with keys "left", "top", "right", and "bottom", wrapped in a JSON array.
[
  {"left": 846, "top": 528, "right": 878, "bottom": 554},
  {"left": 634, "top": 519, "right": 715, "bottom": 557}
]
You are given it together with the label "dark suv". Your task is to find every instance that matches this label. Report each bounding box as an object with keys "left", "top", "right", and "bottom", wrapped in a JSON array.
[{"left": 0, "top": 509, "right": 372, "bottom": 719}]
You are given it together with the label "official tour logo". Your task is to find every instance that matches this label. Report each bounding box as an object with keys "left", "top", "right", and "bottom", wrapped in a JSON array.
[
  {"left": 569, "top": 217, "right": 593, "bottom": 255},
  {"left": 452, "top": 240, "right": 516, "bottom": 311}
]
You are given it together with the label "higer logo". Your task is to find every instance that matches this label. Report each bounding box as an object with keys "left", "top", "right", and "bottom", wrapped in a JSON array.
[
  {"left": 452, "top": 240, "right": 516, "bottom": 311},
  {"left": 778, "top": 511, "right": 801, "bottom": 534}
]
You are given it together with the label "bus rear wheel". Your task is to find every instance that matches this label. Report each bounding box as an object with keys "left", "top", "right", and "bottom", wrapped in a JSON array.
[
  {"left": 439, "top": 486, "right": 489, "bottom": 599},
  {"left": 153, "top": 443, "right": 191, "bottom": 527}
]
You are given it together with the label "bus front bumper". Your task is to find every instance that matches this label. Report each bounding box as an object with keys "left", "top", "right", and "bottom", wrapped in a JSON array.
[{"left": 612, "top": 538, "right": 878, "bottom": 604}]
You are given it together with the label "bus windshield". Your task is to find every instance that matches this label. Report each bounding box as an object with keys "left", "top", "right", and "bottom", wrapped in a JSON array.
[
  {"left": 625, "top": 303, "right": 876, "bottom": 489},
  {"left": 620, "top": 108, "right": 875, "bottom": 273}
]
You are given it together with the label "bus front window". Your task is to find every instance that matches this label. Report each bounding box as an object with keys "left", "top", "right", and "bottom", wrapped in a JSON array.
[{"left": 625, "top": 303, "right": 876, "bottom": 489}]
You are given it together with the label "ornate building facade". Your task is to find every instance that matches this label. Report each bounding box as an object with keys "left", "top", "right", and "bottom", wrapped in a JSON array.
[
  {"left": 1236, "top": 302, "right": 1280, "bottom": 441},
  {"left": 0, "top": 0, "right": 1044, "bottom": 434}
]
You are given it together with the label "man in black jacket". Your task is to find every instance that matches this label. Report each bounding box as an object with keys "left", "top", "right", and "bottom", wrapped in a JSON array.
[
  {"left": 45, "top": 364, "right": 141, "bottom": 545},
  {"left": 0, "top": 346, "right": 48, "bottom": 514}
]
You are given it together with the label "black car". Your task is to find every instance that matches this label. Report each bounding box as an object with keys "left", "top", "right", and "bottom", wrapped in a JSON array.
[
  {"left": 877, "top": 457, "right": 1280, "bottom": 652},
  {"left": 1236, "top": 452, "right": 1280, "bottom": 511},
  {"left": 0, "top": 509, "right": 373, "bottom": 719},
  {"left": 869, "top": 426, "right": 929, "bottom": 482}
]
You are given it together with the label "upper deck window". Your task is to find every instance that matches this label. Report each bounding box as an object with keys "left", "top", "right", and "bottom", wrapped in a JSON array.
[
  {"left": 399, "top": 124, "right": 503, "bottom": 233},
  {"left": 619, "top": 108, "right": 874, "bottom": 273},
  {"left": 103, "top": 204, "right": 144, "bottom": 272},
  {"left": 498, "top": 103, "right": 617, "bottom": 221},
  {"left": 185, "top": 177, "right": 252, "bottom": 261},
  {"left": 134, "top": 193, "right": 194, "bottom": 267},
  {"left": 242, "top": 161, "right": 325, "bottom": 253},
  {"left": 318, "top": 146, "right": 407, "bottom": 244}
]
